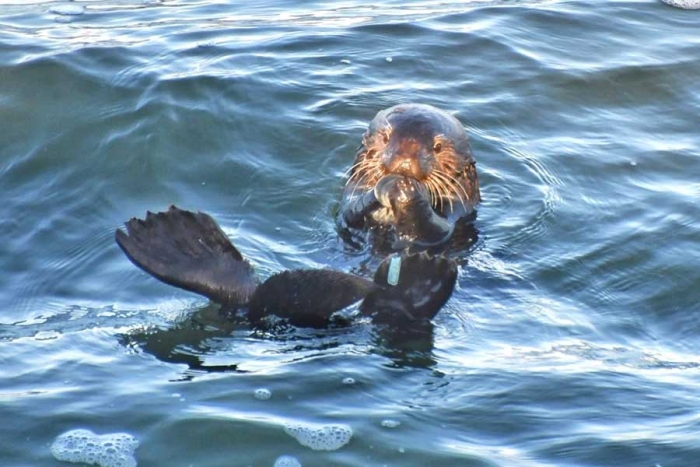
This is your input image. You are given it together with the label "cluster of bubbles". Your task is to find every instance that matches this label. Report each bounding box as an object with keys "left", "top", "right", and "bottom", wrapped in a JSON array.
[
  {"left": 380, "top": 419, "right": 401, "bottom": 429},
  {"left": 254, "top": 388, "right": 272, "bottom": 400},
  {"left": 661, "top": 0, "right": 700, "bottom": 8},
  {"left": 51, "top": 429, "right": 139, "bottom": 467},
  {"left": 49, "top": 4, "right": 85, "bottom": 16},
  {"left": 274, "top": 455, "right": 302, "bottom": 467},
  {"left": 283, "top": 422, "right": 353, "bottom": 451}
]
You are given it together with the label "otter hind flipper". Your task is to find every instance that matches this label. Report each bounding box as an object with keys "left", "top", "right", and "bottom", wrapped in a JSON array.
[
  {"left": 248, "top": 269, "right": 378, "bottom": 328},
  {"left": 115, "top": 206, "right": 259, "bottom": 305},
  {"left": 361, "top": 252, "right": 457, "bottom": 325}
]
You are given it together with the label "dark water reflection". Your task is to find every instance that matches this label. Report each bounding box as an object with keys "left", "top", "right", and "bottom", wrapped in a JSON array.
[{"left": 119, "top": 304, "right": 442, "bottom": 376}]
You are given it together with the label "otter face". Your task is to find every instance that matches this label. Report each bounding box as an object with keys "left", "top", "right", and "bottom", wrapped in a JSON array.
[{"left": 345, "top": 103, "right": 480, "bottom": 216}]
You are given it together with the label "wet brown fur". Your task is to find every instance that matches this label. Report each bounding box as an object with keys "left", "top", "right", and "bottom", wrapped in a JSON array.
[{"left": 344, "top": 104, "right": 480, "bottom": 216}]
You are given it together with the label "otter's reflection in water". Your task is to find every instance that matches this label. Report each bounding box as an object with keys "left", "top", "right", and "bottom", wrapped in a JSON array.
[
  {"left": 118, "top": 304, "right": 245, "bottom": 379},
  {"left": 369, "top": 322, "right": 437, "bottom": 369},
  {"left": 117, "top": 304, "right": 440, "bottom": 378}
]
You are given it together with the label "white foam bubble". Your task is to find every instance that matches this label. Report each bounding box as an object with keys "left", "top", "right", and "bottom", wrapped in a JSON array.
[
  {"left": 380, "top": 419, "right": 401, "bottom": 428},
  {"left": 661, "top": 0, "right": 700, "bottom": 8},
  {"left": 34, "top": 330, "right": 60, "bottom": 341},
  {"left": 49, "top": 4, "right": 86, "bottom": 16},
  {"left": 283, "top": 422, "right": 352, "bottom": 451},
  {"left": 341, "top": 377, "right": 356, "bottom": 385},
  {"left": 51, "top": 429, "right": 139, "bottom": 467},
  {"left": 254, "top": 388, "right": 272, "bottom": 400},
  {"left": 274, "top": 455, "right": 302, "bottom": 467}
]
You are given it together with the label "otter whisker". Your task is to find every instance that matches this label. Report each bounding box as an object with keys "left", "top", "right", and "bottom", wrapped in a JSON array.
[
  {"left": 434, "top": 180, "right": 448, "bottom": 213},
  {"left": 343, "top": 158, "right": 366, "bottom": 181},
  {"left": 427, "top": 174, "right": 449, "bottom": 213},
  {"left": 345, "top": 158, "right": 377, "bottom": 187},
  {"left": 430, "top": 171, "right": 459, "bottom": 213},
  {"left": 425, "top": 178, "right": 443, "bottom": 212},
  {"left": 441, "top": 179, "right": 456, "bottom": 213},
  {"left": 347, "top": 170, "right": 372, "bottom": 202},
  {"left": 434, "top": 172, "right": 464, "bottom": 211},
  {"left": 426, "top": 177, "right": 441, "bottom": 209},
  {"left": 424, "top": 179, "right": 435, "bottom": 207},
  {"left": 425, "top": 179, "right": 437, "bottom": 210},
  {"left": 434, "top": 170, "right": 469, "bottom": 212},
  {"left": 433, "top": 173, "right": 451, "bottom": 208},
  {"left": 443, "top": 171, "right": 471, "bottom": 206}
]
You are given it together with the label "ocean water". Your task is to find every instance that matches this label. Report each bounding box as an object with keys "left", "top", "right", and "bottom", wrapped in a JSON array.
[{"left": 1, "top": 1, "right": 699, "bottom": 466}]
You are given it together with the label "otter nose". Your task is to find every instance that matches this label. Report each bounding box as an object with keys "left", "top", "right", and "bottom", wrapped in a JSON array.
[{"left": 382, "top": 138, "right": 430, "bottom": 180}]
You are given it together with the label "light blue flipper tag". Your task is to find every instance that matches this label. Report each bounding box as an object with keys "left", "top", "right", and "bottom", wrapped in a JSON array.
[{"left": 387, "top": 256, "right": 401, "bottom": 286}]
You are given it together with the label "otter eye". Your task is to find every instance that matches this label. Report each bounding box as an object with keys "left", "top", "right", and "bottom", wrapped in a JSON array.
[{"left": 433, "top": 142, "right": 442, "bottom": 153}]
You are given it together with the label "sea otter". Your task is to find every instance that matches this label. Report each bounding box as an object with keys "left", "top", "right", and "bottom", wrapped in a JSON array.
[
  {"left": 116, "top": 104, "right": 479, "bottom": 328},
  {"left": 116, "top": 207, "right": 456, "bottom": 328},
  {"left": 339, "top": 103, "right": 480, "bottom": 248}
]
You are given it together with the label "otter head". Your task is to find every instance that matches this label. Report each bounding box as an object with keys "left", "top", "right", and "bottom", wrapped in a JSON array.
[{"left": 346, "top": 103, "right": 480, "bottom": 215}]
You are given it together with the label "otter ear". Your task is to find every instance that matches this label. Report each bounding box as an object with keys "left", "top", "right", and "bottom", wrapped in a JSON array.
[{"left": 360, "top": 252, "right": 457, "bottom": 325}]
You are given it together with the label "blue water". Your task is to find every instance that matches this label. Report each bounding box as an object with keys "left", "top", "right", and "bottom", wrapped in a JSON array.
[{"left": 1, "top": 1, "right": 699, "bottom": 466}]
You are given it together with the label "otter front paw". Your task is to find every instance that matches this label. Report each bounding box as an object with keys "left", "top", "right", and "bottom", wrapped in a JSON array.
[{"left": 374, "top": 175, "right": 430, "bottom": 209}]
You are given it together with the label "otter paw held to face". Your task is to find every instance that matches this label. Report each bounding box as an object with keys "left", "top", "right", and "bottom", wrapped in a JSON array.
[{"left": 374, "top": 174, "right": 429, "bottom": 208}]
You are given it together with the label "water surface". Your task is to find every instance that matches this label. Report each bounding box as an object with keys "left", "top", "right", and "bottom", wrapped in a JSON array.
[{"left": 1, "top": 1, "right": 699, "bottom": 466}]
